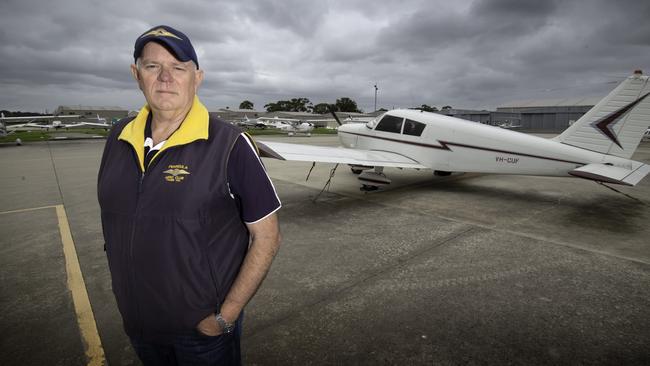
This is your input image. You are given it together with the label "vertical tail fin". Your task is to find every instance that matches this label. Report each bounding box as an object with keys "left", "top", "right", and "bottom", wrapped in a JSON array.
[{"left": 554, "top": 71, "right": 650, "bottom": 159}]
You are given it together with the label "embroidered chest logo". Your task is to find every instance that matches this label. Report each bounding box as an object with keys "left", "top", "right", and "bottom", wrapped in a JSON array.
[{"left": 163, "top": 164, "right": 190, "bottom": 183}]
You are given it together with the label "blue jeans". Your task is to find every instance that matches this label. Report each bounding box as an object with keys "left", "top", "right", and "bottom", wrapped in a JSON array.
[{"left": 130, "top": 321, "right": 242, "bottom": 366}]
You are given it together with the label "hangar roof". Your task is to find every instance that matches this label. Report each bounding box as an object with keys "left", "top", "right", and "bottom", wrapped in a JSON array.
[
  {"left": 57, "top": 105, "right": 125, "bottom": 111},
  {"left": 498, "top": 96, "right": 602, "bottom": 108}
]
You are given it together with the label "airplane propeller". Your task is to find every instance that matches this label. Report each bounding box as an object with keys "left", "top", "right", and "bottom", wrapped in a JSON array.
[{"left": 328, "top": 106, "right": 342, "bottom": 126}]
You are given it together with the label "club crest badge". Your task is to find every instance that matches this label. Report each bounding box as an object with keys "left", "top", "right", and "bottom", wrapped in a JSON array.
[{"left": 163, "top": 164, "right": 190, "bottom": 183}]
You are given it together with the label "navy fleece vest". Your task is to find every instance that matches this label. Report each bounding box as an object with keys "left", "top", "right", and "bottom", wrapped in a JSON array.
[{"left": 98, "top": 116, "right": 248, "bottom": 342}]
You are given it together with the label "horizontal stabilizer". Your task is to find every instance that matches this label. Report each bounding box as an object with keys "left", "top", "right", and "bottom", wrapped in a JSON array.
[
  {"left": 569, "top": 162, "right": 650, "bottom": 186},
  {"left": 257, "top": 141, "right": 428, "bottom": 169}
]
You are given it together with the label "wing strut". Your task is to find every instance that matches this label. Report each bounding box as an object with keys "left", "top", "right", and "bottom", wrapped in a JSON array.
[
  {"left": 313, "top": 163, "right": 339, "bottom": 202},
  {"left": 306, "top": 162, "right": 316, "bottom": 181}
]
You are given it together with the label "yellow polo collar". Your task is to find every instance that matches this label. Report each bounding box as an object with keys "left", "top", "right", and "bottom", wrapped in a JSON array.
[{"left": 118, "top": 96, "right": 209, "bottom": 172}]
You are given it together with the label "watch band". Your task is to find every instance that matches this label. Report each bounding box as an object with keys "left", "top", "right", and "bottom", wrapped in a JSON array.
[{"left": 215, "top": 313, "right": 235, "bottom": 334}]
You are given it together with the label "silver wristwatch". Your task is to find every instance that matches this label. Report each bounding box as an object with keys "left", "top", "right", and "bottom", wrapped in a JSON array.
[{"left": 215, "top": 313, "right": 235, "bottom": 334}]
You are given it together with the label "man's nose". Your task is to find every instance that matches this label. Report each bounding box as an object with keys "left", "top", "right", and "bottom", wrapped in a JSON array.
[{"left": 158, "top": 66, "right": 173, "bottom": 81}]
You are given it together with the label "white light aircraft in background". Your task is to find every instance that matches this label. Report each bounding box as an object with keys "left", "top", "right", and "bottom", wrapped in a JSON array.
[
  {"left": 257, "top": 116, "right": 317, "bottom": 136},
  {"left": 258, "top": 71, "right": 650, "bottom": 191},
  {"left": 237, "top": 116, "right": 268, "bottom": 129},
  {"left": 0, "top": 113, "right": 110, "bottom": 131}
]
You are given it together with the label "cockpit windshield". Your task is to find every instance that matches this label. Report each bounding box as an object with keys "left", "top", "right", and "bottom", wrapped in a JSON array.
[
  {"left": 365, "top": 113, "right": 385, "bottom": 129},
  {"left": 366, "top": 114, "right": 427, "bottom": 137},
  {"left": 374, "top": 115, "right": 404, "bottom": 133}
]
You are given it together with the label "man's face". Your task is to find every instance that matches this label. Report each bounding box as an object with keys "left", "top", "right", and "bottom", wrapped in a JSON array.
[{"left": 131, "top": 42, "right": 203, "bottom": 114}]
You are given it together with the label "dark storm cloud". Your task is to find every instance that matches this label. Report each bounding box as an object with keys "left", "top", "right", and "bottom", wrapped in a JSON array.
[
  {"left": 377, "top": 0, "right": 559, "bottom": 58},
  {"left": 0, "top": 0, "right": 648, "bottom": 112},
  {"left": 244, "top": 0, "right": 328, "bottom": 36}
]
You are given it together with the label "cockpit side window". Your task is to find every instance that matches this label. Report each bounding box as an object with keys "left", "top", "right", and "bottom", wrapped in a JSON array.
[
  {"left": 374, "top": 115, "right": 403, "bottom": 133},
  {"left": 403, "top": 119, "right": 426, "bottom": 136}
]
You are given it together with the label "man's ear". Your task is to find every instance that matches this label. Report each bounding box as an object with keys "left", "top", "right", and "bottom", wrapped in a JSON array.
[
  {"left": 130, "top": 64, "right": 143, "bottom": 90},
  {"left": 194, "top": 69, "right": 204, "bottom": 92}
]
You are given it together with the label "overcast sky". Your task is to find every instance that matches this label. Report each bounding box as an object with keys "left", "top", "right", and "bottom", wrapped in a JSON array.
[{"left": 1, "top": 0, "right": 648, "bottom": 113}]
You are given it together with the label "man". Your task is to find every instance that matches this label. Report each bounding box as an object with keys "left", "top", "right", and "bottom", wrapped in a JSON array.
[{"left": 97, "top": 25, "right": 282, "bottom": 365}]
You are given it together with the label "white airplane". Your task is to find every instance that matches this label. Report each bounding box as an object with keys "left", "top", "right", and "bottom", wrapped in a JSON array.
[
  {"left": 257, "top": 116, "right": 316, "bottom": 136},
  {"left": 497, "top": 121, "right": 522, "bottom": 129},
  {"left": 1, "top": 113, "right": 77, "bottom": 131},
  {"left": 2, "top": 114, "right": 110, "bottom": 131},
  {"left": 257, "top": 71, "right": 650, "bottom": 191},
  {"left": 0, "top": 113, "right": 111, "bottom": 130},
  {"left": 1, "top": 113, "right": 80, "bottom": 122},
  {"left": 75, "top": 114, "right": 111, "bottom": 130},
  {"left": 236, "top": 115, "right": 268, "bottom": 129}
]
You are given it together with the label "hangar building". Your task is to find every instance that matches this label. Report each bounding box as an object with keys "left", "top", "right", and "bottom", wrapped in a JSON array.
[
  {"left": 54, "top": 105, "right": 129, "bottom": 123},
  {"left": 435, "top": 96, "right": 601, "bottom": 132},
  {"left": 495, "top": 97, "right": 601, "bottom": 132},
  {"left": 436, "top": 109, "right": 520, "bottom": 127}
]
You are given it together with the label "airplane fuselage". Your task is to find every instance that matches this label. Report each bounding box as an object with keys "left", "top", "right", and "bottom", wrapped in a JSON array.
[{"left": 336, "top": 110, "right": 631, "bottom": 178}]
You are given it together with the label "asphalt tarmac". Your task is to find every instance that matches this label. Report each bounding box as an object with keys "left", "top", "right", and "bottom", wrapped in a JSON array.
[{"left": 1, "top": 135, "right": 649, "bottom": 365}]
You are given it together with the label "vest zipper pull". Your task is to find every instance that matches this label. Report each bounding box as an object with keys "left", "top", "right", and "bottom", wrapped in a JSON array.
[{"left": 138, "top": 173, "right": 145, "bottom": 193}]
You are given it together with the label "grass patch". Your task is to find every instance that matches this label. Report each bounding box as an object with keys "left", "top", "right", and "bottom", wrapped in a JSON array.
[{"left": 0, "top": 130, "right": 50, "bottom": 143}]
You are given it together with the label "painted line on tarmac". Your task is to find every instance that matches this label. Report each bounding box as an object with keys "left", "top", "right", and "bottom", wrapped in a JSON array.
[
  {"left": 0, "top": 204, "right": 106, "bottom": 364},
  {"left": 55, "top": 204, "right": 106, "bottom": 366}
]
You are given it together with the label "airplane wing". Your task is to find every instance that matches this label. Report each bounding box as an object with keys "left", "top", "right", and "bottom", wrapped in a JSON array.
[
  {"left": 23, "top": 123, "right": 51, "bottom": 129},
  {"left": 0, "top": 115, "right": 80, "bottom": 122},
  {"left": 75, "top": 122, "right": 110, "bottom": 128},
  {"left": 569, "top": 162, "right": 650, "bottom": 186},
  {"left": 258, "top": 117, "right": 301, "bottom": 123},
  {"left": 257, "top": 141, "right": 428, "bottom": 169}
]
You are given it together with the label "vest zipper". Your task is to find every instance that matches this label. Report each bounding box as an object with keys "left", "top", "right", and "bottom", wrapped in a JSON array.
[{"left": 127, "top": 144, "right": 145, "bottom": 337}]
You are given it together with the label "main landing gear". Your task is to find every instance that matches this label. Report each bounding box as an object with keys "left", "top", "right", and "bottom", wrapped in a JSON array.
[{"left": 347, "top": 164, "right": 394, "bottom": 191}]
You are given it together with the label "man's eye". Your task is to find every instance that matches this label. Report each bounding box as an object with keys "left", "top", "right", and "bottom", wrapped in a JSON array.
[
  {"left": 145, "top": 64, "right": 159, "bottom": 70},
  {"left": 174, "top": 66, "right": 187, "bottom": 72}
]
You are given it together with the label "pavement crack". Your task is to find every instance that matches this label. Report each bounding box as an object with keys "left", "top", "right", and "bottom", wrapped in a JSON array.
[{"left": 248, "top": 226, "right": 477, "bottom": 339}]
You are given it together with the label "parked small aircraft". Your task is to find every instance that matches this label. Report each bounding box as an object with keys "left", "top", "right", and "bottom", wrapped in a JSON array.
[
  {"left": 0, "top": 113, "right": 110, "bottom": 131},
  {"left": 497, "top": 121, "right": 522, "bottom": 129},
  {"left": 257, "top": 116, "right": 317, "bottom": 136},
  {"left": 258, "top": 71, "right": 650, "bottom": 191},
  {"left": 236, "top": 116, "right": 268, "bottom": 129}
]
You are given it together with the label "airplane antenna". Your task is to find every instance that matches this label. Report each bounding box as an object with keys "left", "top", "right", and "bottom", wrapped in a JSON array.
[
  {"left": 313, "top": 163, "right": 339, "bottom": 202},
  {"left": 374, "top": 83, "right": 378, "bottom": 112}
]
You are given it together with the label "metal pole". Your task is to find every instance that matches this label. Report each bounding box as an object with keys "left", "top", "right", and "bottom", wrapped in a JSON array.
[{"left": 374, "top": 84, "right": 378, "bottom": 112}]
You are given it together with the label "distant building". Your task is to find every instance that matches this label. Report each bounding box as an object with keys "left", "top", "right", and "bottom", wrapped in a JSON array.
[
  {"left": 210, "top": 108, "right": 265, "bottom": 122},
  {"left": 496, "top": 97, "right": 600, "bottom": 132},
  {"left": 54, "top": 105, "right": 129, "bottom": 123},
  {"left": 436, "top": 108, "right": 520, "bottom": 127},
  {"left": 432, "top": 96, "right": 600, "bottom": 132}
]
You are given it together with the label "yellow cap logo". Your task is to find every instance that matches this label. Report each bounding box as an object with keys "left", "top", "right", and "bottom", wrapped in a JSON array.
[{"left": 140, "top": 28, "right": 183, "bottom": 41}]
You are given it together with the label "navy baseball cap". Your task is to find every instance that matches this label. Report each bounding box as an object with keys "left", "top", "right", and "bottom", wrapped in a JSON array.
[{"left": 134, "top": 25, "right": 199, "bottom": 68}]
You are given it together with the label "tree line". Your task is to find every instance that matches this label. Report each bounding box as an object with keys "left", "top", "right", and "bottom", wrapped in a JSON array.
[
  {"left": 237, "top": 100, "right": 452, "bottom": 114},
  {"left": 239, "top": 97, "right": 362, "bottom": 114},
  {"left": 411, "top": 104, "right": 453, "bottom": 112}
]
